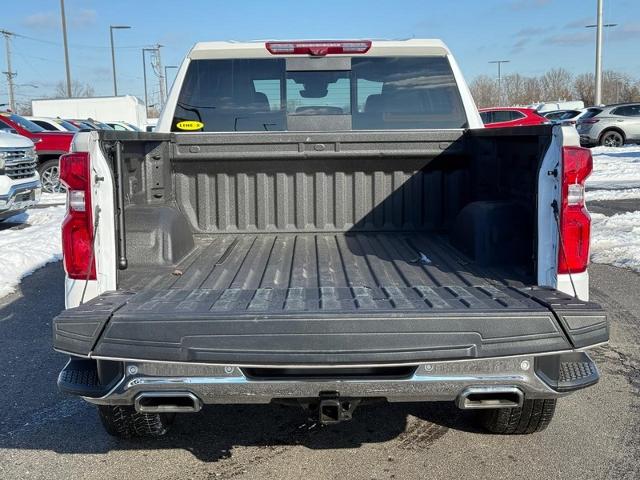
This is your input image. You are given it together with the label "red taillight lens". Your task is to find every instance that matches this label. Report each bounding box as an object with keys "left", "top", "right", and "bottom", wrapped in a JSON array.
[
  {"left": 558, "top": 146, "right": 593, "bottom": 275},
  {"left": 581, "top": 119, "right": 600, "bottom": 124},
  {"left": 265, "top": 40, "right": 371, "bottom": 56},
  {"left": 59, "top": 152, "right": 95, "bottom": 280}
]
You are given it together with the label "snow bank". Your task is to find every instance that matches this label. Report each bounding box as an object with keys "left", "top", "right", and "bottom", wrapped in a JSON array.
[
  {"left": 588, "top": 145, "right": 640, "bottom": 190},
  {"left": 0, "top": 205, "right": 66, "bottom": 298},
  {"left": 591, "top": 211, "right": 640, "bottom": 273}
]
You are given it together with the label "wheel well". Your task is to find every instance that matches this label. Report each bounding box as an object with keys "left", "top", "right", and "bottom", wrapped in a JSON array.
[
  {"left": 37, "top": 154, "right": 62, "bottom": 164},
  {"left": 599, "top": 127, "right": 626, "bottom": 143}
]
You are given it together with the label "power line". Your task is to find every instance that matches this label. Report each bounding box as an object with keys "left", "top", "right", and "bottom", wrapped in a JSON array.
[{"left": 11, "top": 31, "right": 153, "bottom": 50}]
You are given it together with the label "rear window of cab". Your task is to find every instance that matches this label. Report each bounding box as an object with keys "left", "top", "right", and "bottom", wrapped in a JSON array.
[{"left": 171, "top": 57, "right": 468, "bottom": 132}]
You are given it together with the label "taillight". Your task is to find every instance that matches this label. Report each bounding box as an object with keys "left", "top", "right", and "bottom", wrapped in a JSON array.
[
  {"left": 59, "top": 152, "right": 96, "bottom": 280},
  {"left": 265, "top": 40, "right": 371, "bottom": 56},
  {"left": 558, "top": 146, "right": 592, "bottom": 275},
  {"left": 581, "top": 119, "right": 600, "bottom": 124}
]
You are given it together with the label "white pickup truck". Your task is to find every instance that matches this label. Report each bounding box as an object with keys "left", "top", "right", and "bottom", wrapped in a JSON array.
[
  {"left": 0, "top": 131, "right": 40, "bottom": 221},
  {"left": 53, "top": 39, "right": 606, "bottom": 438}
]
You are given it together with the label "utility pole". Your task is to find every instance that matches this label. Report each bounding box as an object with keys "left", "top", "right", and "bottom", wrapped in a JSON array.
[
  {"left": 0, "top": 30, "right": 16, "bottom": 111},
  {"left": 489, "top": 60, "right": 510, "bottom": 105},
  {"left": 164, "top": 65, "right": 177, "bottom": 94},
  {"left": 60, "top": 0, "right": 72, "bottom": 97},
  {"left": 154, "top": 45, "right": 165, "bottom": 108},
  {"left": 110, "top": 25, "right": 131, "bottom": 96},
  {"left": 142, "top": 48, "right": 152, "bottom": 114}
]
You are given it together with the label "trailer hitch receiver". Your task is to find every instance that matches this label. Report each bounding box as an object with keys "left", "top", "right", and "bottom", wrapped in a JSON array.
[{"left": 318, "top": 394, "right": 360, "bottom": 425}]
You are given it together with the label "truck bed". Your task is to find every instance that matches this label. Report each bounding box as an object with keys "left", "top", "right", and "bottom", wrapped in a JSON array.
[
  {"left": 121, "top": 232, "right": 533, "bottom": 294},
  {"left": 54, "top": 231, "right": 606, "bottom": 365},
  {"left": 53, "top": 130, "right": 607, "bottom": 366}
]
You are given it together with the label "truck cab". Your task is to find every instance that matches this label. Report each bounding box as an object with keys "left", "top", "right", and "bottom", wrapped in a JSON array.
[{"left": 52, "top": 39, "right": 606, "bottom": 438}]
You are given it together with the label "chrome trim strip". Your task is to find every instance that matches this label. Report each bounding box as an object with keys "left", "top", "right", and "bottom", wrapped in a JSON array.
[{"left": 0, "top": 179, "right": 41, "bottom": 201}]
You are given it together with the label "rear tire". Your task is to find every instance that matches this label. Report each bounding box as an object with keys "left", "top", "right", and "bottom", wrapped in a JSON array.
[
  {"left": 599, "top": 130, "right": 624, "bottom": 147},
  {"left": 97, "top": 405, "right": 175, "bottom": 438},
  {"left": 478, "top": 398, "right": 557, "bottom": 434},
  {"left": 38, "top": 158, "right": 66, "bottom": 193}
]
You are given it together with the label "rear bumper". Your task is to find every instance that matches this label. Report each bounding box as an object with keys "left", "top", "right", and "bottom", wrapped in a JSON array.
[
  {"left": 579, "top": 135, "right": 597, "bottom": 147},
  {"left": 61, "top": 350, "right": 601, "bottom": 407},
  {"left": 0, "top": 179, "right": 41, "bottom": 219}
]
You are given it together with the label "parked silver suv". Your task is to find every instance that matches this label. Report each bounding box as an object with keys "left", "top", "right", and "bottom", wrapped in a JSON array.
[{"left": 577, "top": 103, "right": 640, "bottom": 147}]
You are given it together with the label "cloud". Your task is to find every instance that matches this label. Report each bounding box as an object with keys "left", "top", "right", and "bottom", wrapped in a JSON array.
[
  {"left": 543, "top": 31, "right": 592, "bottom": 46},
  {"left": 508, "top": 0, "right": 553, "bottom": 11},
  {"left": 513, "top": 26, "right": 554, "bottom": 38},
  {"left": 564, "top": 16, "right": 595, "bottom": 29},
  {"left": 91, "top": 67, "right": 111, "bottom": 77},
  {"left": 510, "top": 37, "right": 531, "bottom": 54},
  {"left": 22, "top": 12, "right": 59, "bottom": 30},
  {"left": 509, "top": 26, "right": 554, "bottom": 54},
  {"left": 70, "top": 9, "right": 97, "bottom": 28},
  {"left": 22, "top": 8, "right": 96, "bottom": 30},
  {"left": 609, "top": 22, "right": 640, "bottom": 41},
  {"left": 543, "top": 21, "right": 640, "bottom": 47}
]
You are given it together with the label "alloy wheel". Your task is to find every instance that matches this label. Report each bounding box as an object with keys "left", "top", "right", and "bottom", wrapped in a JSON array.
[
  {"left": 41, "top": 165, "right": 66, "bottom": 193},
  {"left": 602, "top": 132, "right": 623, "bottom": 148}
]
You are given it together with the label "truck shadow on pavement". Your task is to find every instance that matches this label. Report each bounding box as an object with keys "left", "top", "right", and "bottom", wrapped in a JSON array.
[{"left": 0, "top": 262, "right": 483, "bottom": 463}]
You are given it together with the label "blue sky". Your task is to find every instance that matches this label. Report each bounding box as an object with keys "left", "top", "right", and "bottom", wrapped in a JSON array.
[{"left": 2, "top": 0, "right": 639, "bottom": 106}]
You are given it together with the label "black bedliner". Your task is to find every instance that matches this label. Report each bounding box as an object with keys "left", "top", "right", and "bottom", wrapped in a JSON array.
[{"left": 53, "top": 232, "right": 607, "bottom": 365}]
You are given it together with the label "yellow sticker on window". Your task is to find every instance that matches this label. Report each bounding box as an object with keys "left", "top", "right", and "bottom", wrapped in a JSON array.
[{"left": 176, "top": 120, "right": 204, "bottom": 131}]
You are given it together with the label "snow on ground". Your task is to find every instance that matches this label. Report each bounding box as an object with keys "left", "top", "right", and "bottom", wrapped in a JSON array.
[
  {"left": 591, "top": 211, "right": 640, "bottom": 272},
  {"left": 588, "top": 146, "right": 640, "bottom": 273},
  {"left": 0, "top": 204, "right": 66, "bottom": 298},
  {"left": 587, "top": 188, "right": 640, "bottom": 202},
  {"left": 588, "top": 145, "right": 640, "bottom": 190},
  {"left": 38, "top": 192, "right": 67, "bottom": 206}
]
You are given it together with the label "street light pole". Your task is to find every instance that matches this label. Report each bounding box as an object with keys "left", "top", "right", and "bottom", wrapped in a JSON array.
[
  {"left": 489, "top": 60, "right": 510, "bottom": 105},
  {"left": 594, "top": 0, "right": 604, "bottom": 106},
  {"left": 60, "top": 0, "right": 72, "bottom": 97},
  {"left": 164, "top": 66, "right": 177, "bottom": 94},
  {"left": 110, "top": 25, "right": 131, "bottom": 96},
  {"left": 586, "top": 0, "right": 617, "bottom": 106}
]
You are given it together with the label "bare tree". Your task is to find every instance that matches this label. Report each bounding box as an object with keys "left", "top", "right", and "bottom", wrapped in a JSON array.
[
  {"left": 573, "top": 73, "right": 595, "bottom": 106},
  {"left": 469, "top": 75, "right": 499, "bottom": 108},
  {"left": 53, "top": 80, "right": 95, "bottom": 98},
  {"left": 502, "top": 73, "right": 528, "bottom": 105},
  {"left": 540, "top": 68, "right": 573, "bottom": 101},
  {"left": 17, "top": 102, "right": 33, "bottom": 116},
  {"left": 522, "top": 77, "right": 543, "bottom": 104}
]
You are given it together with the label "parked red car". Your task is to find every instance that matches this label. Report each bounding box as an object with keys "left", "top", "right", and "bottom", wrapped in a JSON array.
[
  {"left": 479, "top": 107, "right": 548, "bottom": 128},
  {"left": 0, "top": 112, "right": 74, "bottom": 192}
]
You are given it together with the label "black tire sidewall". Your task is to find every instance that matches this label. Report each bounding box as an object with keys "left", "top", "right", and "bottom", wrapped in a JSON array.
[{"left": 600, "top": 131, "right": 624, "bottom": 147}]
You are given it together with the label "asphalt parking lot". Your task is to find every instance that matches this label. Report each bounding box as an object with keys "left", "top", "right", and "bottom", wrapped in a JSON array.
[{"left": 0, "top": 199, "right": 638, "bottom": 480}]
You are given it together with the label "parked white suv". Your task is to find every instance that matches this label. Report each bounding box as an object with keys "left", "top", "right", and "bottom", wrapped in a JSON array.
[{"left": 0, "top": 131, "right": 41, "bottom": 221}]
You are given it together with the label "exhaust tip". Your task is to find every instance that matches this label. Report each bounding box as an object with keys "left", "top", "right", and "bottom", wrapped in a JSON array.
[
  {"left": 456, "top": 386, "right": 524, "bottom": 410},
  {"left": 135, "top": 392, "right": 202, "bottom": 413}
]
